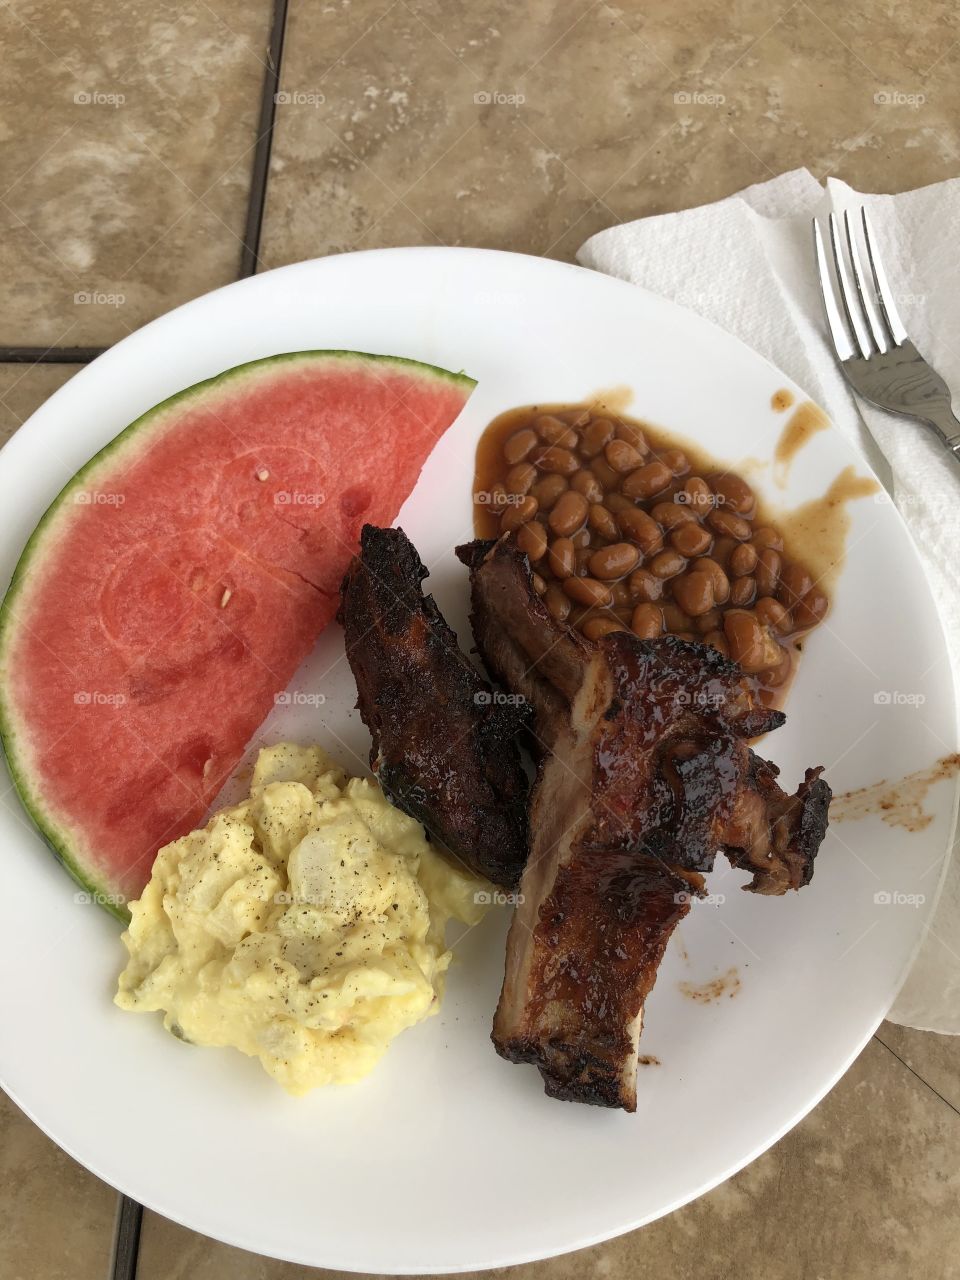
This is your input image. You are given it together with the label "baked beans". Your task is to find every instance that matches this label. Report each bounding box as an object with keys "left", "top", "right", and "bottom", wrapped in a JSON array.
[
  {"left": 474, "top": 403, "right": 829, "bottom": 704},
  {"left": 516, "top": 519, "right": 548, "bottom": 562},
  {"left": 548, "top": 490, "right": 589, "bottom": 537},
  {"left": 631, "top": 603, "right": 663, "bottom": 638}
]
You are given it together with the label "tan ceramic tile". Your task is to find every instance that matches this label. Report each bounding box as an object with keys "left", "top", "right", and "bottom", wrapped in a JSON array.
[
  {"left": 801, "top": 0, "right": 959, "bottom": 82},
  {"left": 261, "top": 0, "right": 960, "bottom": 268},
  {"left": 876, "top": 1020, "right": 960, "bottom": 1113},
  {"left": 695, "top": 1, "right": 960, "bottom": 193},
  {"left": 261, "top": 1, "right": 613, "bottom": 261},
  {"left": 260, "top": 0, "right": 671, "bottom": 261},
  {"left": 0, "top": 363, "right": 81, "bottom": 447},
  {"left": 0, "top": 1087, "right": 117, "bottom": 1280},
  {"left": 0, "top": 0, "right": 274, "bottom": 347},
  {"left": 134, "top": 1037, "right": 959, "bottom": 1280}
]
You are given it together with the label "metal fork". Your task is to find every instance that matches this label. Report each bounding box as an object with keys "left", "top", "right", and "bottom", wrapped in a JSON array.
[{"left": 813, "top": 206, "right": 960, "bottom": 456}]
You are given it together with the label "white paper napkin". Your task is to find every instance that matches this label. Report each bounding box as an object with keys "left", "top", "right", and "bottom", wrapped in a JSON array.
[{"left": 578, "top": 169, "right": 960, "bottom": 1033}]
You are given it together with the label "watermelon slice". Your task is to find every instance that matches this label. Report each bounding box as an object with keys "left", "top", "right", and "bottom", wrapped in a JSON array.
[{"left": 0, "top": 350, "right": 474, "bottom": 919}]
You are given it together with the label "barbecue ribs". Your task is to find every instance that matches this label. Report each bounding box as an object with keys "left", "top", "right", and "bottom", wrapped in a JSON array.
[
  {"left": 457, "top": 536, "right": 831, "bottom": 1110},
  {"left": 337, "top": 525, "right": 529, "bottom": 887}
]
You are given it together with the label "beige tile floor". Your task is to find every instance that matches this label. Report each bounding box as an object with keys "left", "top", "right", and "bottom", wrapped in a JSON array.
[
  {"left": 1, "top": 2, "right": 959, "bottom": 1278},
  {"left": 0, "top": 0, "right": 273, "bottom": 347}
]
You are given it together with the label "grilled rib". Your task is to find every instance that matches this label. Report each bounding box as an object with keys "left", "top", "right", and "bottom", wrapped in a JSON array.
[
  {"left": 457, "top": 536, "right": 831, "bottom": 1110},
  {"left": 338, "top": 525, "right": 529, "bottom": 887}
]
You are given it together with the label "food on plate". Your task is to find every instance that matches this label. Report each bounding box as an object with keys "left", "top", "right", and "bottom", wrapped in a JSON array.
[
  {"left": 474, "top": 403, "right": 829, "bottom": 703},
  {"left": 338, "top": 524, "right": 530, "bottom": 888},
  {"left": 457, "top": 536, "right": 831, "bottom": 1111},
  {"left": 116, "top": 742, "right": 492, "bottom": 1094},
  {"left": 0, "top": 352, "right": 475, "bottom": 918}
]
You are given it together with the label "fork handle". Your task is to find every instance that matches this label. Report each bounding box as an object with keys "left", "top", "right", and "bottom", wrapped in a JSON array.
[{"left": 918, "top": 403, "right": 960, "bottom": 456}]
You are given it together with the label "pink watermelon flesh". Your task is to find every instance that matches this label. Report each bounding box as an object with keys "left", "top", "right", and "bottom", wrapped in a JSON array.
[{"left": 0, "top": 351, "right": 474, "bottom": 916}]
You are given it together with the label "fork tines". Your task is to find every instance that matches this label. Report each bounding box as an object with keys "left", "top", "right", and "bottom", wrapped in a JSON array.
[{"left": 813, "top": 206, "right": 908, "bottom": 362}]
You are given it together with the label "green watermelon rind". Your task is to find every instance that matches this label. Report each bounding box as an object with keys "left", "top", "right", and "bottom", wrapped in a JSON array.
[{"left": 0, "top": 349, "right": 476, "bottom": 925}]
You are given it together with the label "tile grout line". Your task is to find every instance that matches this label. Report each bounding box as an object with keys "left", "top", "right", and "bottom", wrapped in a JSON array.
[
  {"left": 0, "top": 346, "right": 107, "bottom": 364},
  {"left": 873, "top": 1032, "right": 960, "bottom": 1118},
  {"left": 238, "top": 0, "right": 290, "bottom": 278},
  {"left": 109, "top": 1195, "right": 143, "bottom": 1280}
]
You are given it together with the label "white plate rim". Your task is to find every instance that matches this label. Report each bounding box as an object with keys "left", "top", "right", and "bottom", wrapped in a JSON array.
[{"left": 0, "top": 245, "right": 955, "bottom": 1272}]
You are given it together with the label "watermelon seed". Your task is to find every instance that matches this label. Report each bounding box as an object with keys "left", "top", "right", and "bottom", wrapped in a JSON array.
[
  {"left": 256, "top": 468, "right": 270, "bottom": 481},
  {"left": 220, "top": 588, "right": 232, "bottom": 608}
]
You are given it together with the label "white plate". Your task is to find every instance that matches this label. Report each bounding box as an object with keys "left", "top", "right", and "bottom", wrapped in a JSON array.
[{"left": 0, "top": 249, "right": 955, "bottom": 1273}]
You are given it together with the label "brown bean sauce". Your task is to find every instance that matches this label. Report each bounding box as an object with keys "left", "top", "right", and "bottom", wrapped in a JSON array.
[
  {"left": 771, "top": 388, "right": 795, "bottom": 412},
  {"left": 678, "top": 967, "right": 741, "bottom": 1003},
  {"left": 773, "top": 400, "right": 829, "bottom": 487},
  {"left": 830, "top": 754, "right": 960, "bottom": 833},
  {"left": 473, "top": 400, "right": 870, "bottom": 708}
]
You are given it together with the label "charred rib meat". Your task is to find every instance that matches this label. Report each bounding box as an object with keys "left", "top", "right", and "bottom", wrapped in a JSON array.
[
  {"left": 458, "top": 536, "right": 831, "bottom": 1110},
  {"left": 338, "top": 525, "right": 529, "bottom": 888}
]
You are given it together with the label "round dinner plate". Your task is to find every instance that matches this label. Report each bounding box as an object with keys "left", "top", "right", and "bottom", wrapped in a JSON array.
[{"left": 0, "top": 248, "right": 955, "bottom": 1273}]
